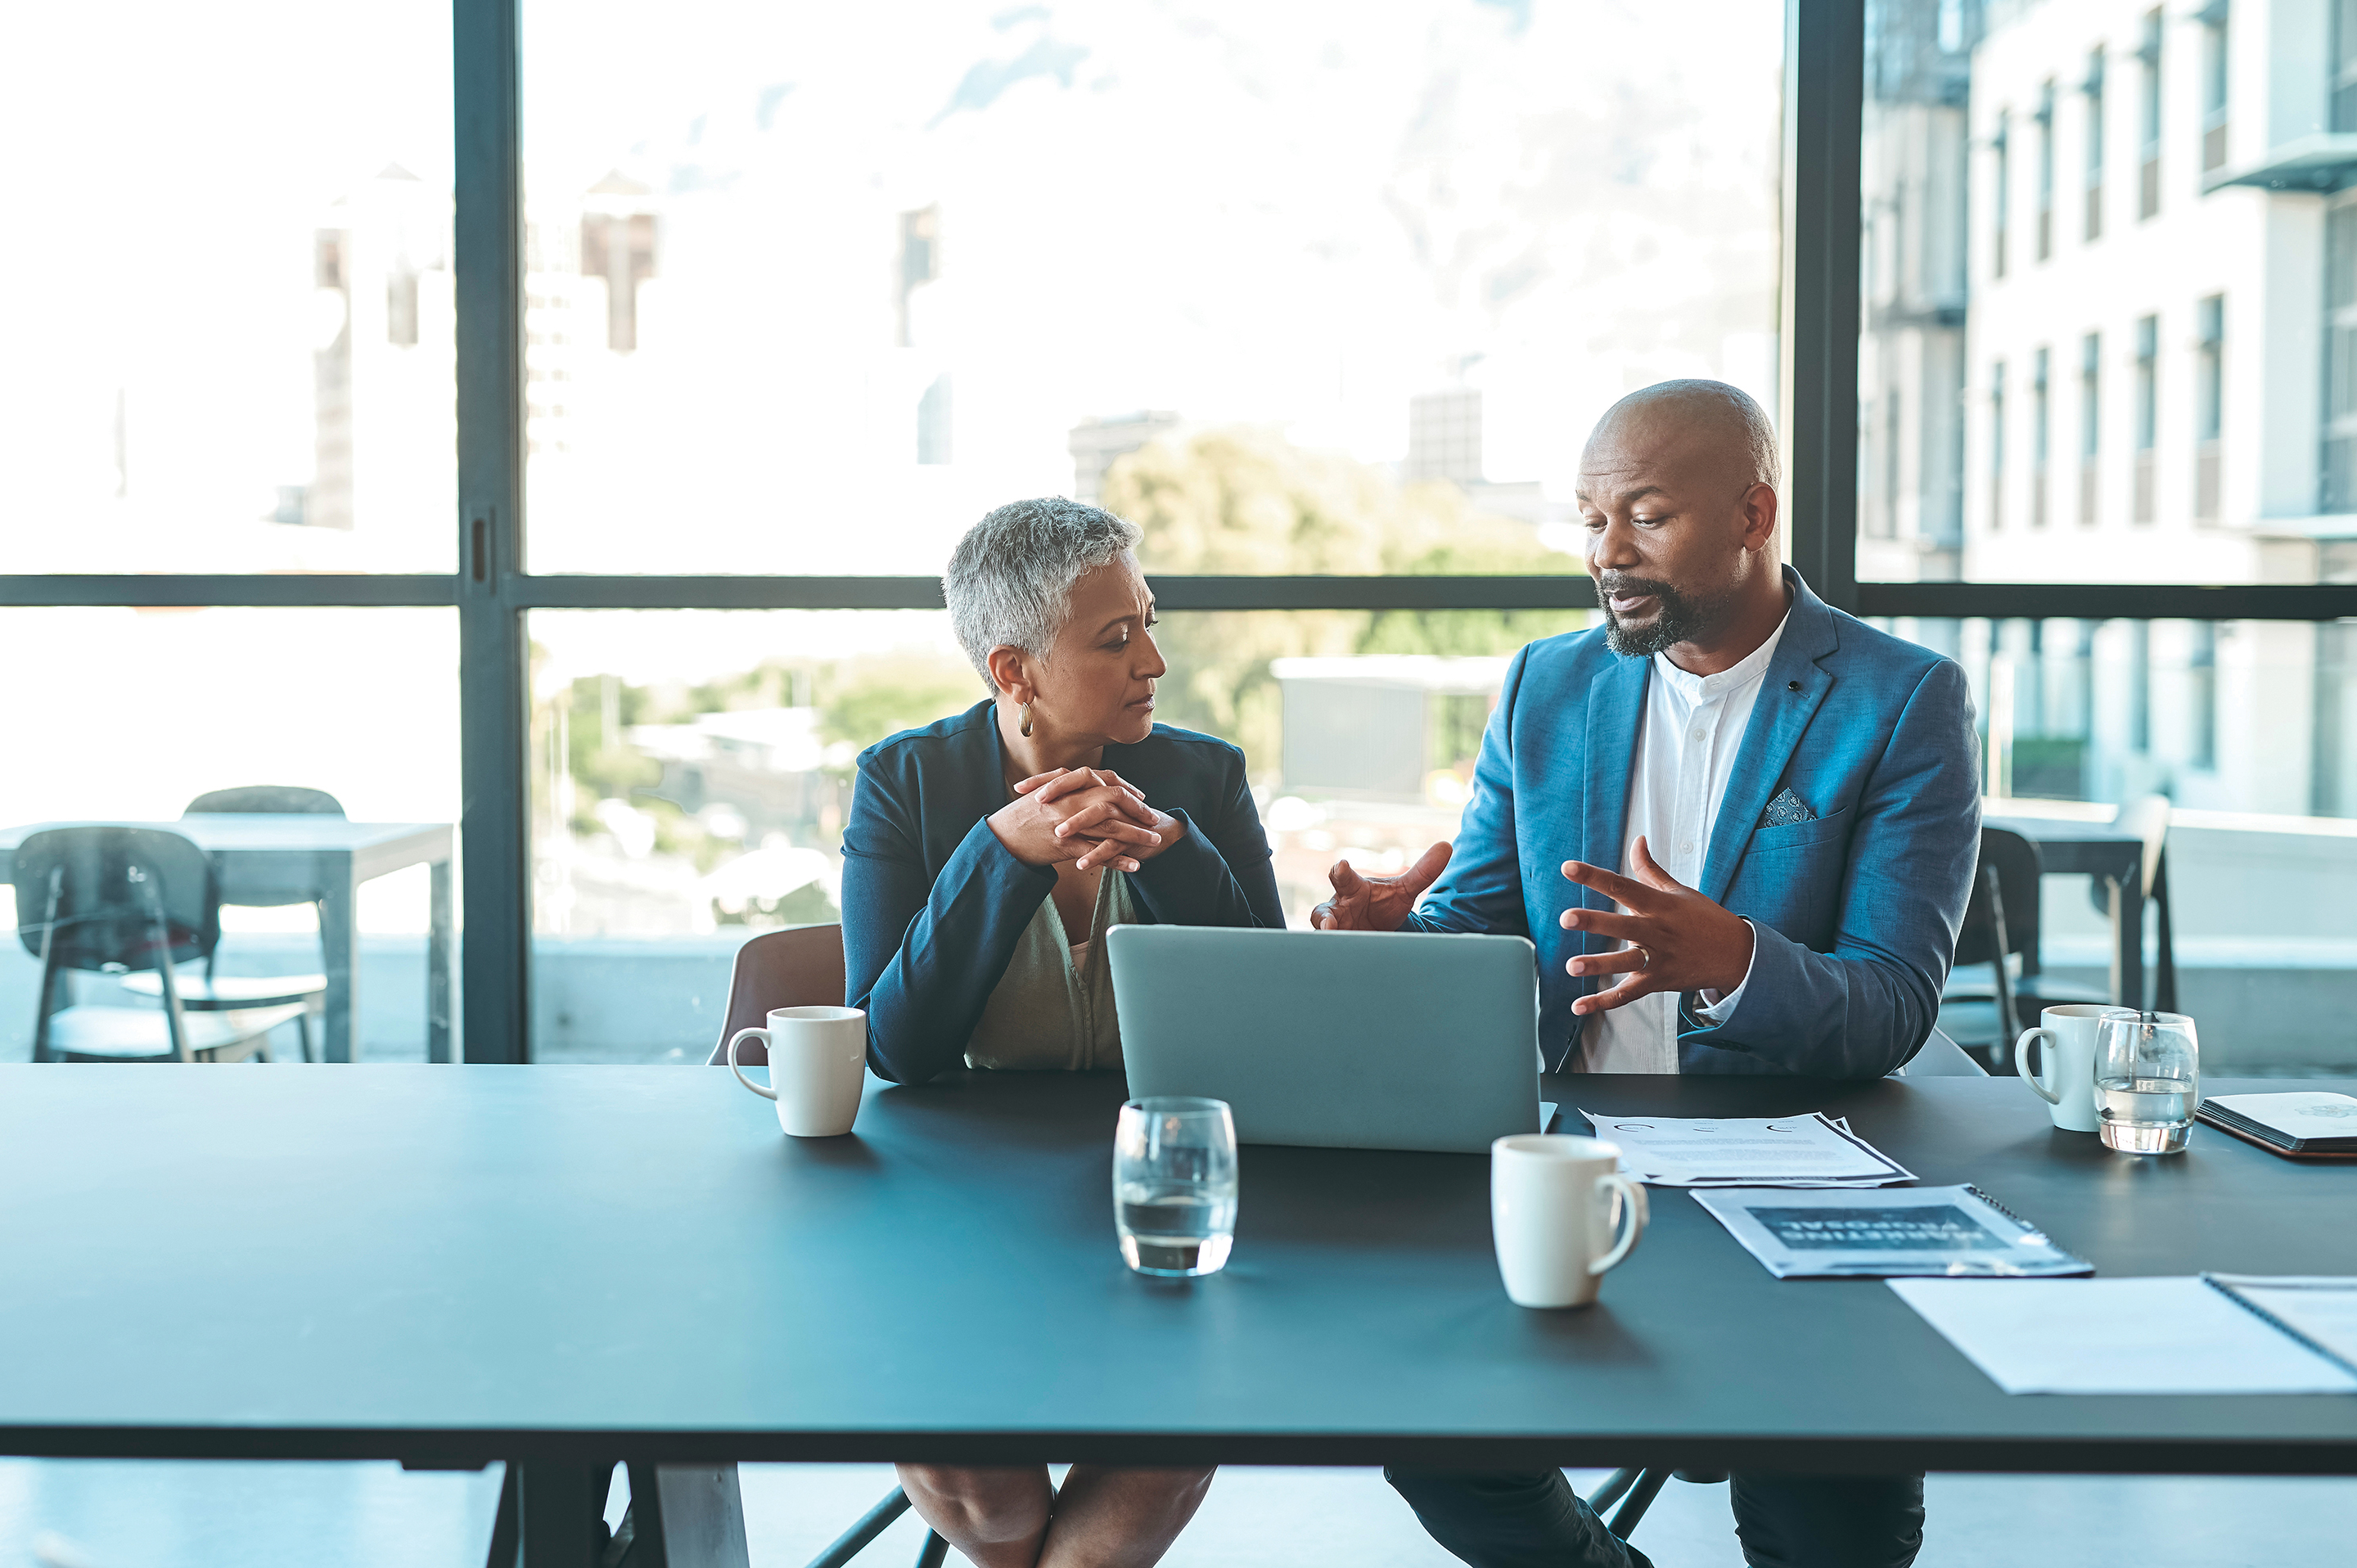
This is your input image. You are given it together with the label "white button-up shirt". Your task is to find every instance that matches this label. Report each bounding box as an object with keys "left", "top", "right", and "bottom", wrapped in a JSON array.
[{"left": 1574, "top": 612, "right": 1788, "bottom": 1074}]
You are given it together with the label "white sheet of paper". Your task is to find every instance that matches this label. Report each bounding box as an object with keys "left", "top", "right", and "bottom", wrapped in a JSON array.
[
  {"left": 2211, "top": 1277, "right": 2357, "bottom": 1374},
  {"left": 1580, "top": 1111, "right": 1913, "bottom": 1187},
  {"left": 1889, "top": 1277, "right": 2357, "bottom": 1395}
]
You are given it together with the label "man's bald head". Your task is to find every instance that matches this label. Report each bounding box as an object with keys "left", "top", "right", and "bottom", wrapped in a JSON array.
[
  {"left": 1584, "top": 379, "right": 1780, "bottom": 497},
  {"left": 1575, "top": 379, "right": 1788, "bottom": 666}
]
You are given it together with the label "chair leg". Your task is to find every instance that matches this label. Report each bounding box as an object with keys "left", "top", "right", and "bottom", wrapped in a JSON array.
[
  {"left": 805, "top": 1489, "right": 914, "bottom": 1568},
  {"left": 297, "top": 1009, "right": 317, "bottom": 1064},
  {"left": 1606, "top": 1467, "right": 1672, "bottom": 1540},
  {"left": 1584, "top": 1467, "right": 1643, "bottom": 1517},
  {"left": 912, "top": 1533, "right": 948, "bottom": 1568},
  {"left": 32, "top": 871, "right": 66, "bottom": 1064}
]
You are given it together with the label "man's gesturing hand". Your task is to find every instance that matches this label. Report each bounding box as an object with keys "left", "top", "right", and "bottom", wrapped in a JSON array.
[
  {"left": 1557, "top": 836, "right": 1754, "bottom": 1016},
  {"left": 1311, "top": 840, "right": 1452, "bottom": 932}
]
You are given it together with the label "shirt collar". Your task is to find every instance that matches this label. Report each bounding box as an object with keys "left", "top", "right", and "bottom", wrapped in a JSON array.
[{"left": 1652, "top": 609, "right": 1791, "bottom": 701}]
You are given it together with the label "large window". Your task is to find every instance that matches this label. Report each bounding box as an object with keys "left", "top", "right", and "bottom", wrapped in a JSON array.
[
  {"left": 11, "top": 1, "right": 2357, "bottom": 1070},
  {"left": 1861, "top": 0, "right": 2348, "bottom": 587},
  {"left": 1, "top": 4, "right": 457, "bottom": 574},
  {"left": 515, "top": 1, "right": 1781, "bottom": 579},
  {"left": 0, "top": 609, "right": 459, "bottom": 1063}
]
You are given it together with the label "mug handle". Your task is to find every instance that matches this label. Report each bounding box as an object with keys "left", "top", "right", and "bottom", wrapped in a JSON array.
[
  {"left": 728, "top": 1030, "right": 779, "bottom": 1101},
  {"left": 1589, "top": 1173, "right": 1649, "bottom": 1276},
  {"left": 2017, "top": 1027, "right": 2062, "bottom": 1105}
]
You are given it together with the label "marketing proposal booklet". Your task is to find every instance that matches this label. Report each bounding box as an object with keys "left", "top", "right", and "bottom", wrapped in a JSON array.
[{"left": 1692, "top": 1184, "right": 2093, "bottom": 1279}]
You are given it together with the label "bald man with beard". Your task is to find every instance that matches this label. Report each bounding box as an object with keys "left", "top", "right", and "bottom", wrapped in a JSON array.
[{"left": 1318, "top": 381, "right": 1978, "bottom": 1568}]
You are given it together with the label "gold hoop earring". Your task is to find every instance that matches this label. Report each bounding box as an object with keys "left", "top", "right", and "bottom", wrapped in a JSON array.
[{"left": 1019, "top": 701, "right": 1034, "bottom": 738}]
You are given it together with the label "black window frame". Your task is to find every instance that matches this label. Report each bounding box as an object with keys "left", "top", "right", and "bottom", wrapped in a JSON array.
[{"left": 12, "top": 0, "right": 2357, "bottom": 1061}]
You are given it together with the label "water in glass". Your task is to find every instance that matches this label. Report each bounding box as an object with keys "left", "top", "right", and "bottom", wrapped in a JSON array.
[
  {"left": 1114, "top": 1097, "right": 1238, "bottom": 1277},
  {"left": 2096, "top": 1078, "right": 2196, "bottom": 1153},
  {"left": 2095, "top": 1011, "right": 2199, "bottom": 1155}
]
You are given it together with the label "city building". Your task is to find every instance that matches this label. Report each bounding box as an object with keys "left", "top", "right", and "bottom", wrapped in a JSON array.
[
  {"left": 307, "top": 164, "right": 453, "bottom": 533},
  {"left": 1067, "top": 411, "right": 1182, "bottom": 502},
  {"left": 1865, "top": 0, "right": 2357, "bottom": 816}
]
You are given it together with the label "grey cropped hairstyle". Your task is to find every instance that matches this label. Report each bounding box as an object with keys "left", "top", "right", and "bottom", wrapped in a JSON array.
[{"left": 944, "top": 497, "right": 1144, "bottom": 692}]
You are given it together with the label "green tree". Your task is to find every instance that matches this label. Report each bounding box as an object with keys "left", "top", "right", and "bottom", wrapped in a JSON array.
[{"left": 1104, "top": 427, "right": 1589, "bottom": 775}]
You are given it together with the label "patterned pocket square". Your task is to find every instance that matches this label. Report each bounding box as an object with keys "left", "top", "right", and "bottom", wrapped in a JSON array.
[{"left": 1760, "top": 787, "right": 1818, "bottom": 827}]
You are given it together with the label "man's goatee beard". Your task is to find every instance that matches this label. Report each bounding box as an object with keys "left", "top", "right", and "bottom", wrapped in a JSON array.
[{"left": 1599, "top": 578, "right": 1727, "bottom": 657}]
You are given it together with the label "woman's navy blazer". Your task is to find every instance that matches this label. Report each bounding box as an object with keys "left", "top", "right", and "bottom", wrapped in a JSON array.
[{"left": 840, "top": 700, "right": 1283, "bottom": 1084}]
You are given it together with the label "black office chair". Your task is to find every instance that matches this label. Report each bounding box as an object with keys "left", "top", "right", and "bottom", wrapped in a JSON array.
[
  {"left": 1937, "top": 826, "right": 2044, "bottom": 1071},
  {"left": 15, "top": 827, "right": 307, "bottom": 1063},
  {"left": 2075, "top": 794, "right": 2177, "bottom": 1014},
  {"left": 118, "top": 786, "right": 341, "bottom": 1061}
]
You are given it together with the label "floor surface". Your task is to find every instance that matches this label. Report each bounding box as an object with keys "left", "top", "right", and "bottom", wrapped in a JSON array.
[{"left": 0, "top": 1458, "right": 2351, "bottom": 1567}]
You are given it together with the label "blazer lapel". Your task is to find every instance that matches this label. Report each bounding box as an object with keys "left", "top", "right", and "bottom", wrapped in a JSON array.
[
  {"left": 1580, "top": 653, "right": 1649, "bottom": 950},
  {"left": 1697, "top": 571, "right": 1840, "bottom": 904},
  {"left": 939, "top": 701, "right": 1011, "bottom": 861}
]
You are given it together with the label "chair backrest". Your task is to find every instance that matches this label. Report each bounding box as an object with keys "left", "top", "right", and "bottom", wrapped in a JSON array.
[
  {"left": 185, "top": 786, "right": 346, "bottom": 817},
  {"left": 2082, "top": 792, "right": 2171, "bottom": 917},
  {"left": 2116, "top": 793, "right": 2170, "bottom": 896},
  {"left": 1895, "top": 1025, "right": 1990, "bottom": 1077},
  {"left": 11, "top": 827, "right": 219, "bottom": 972},
  {"left": 1953, "top": 825, "right": 2042, "bottom": 968},
  {"left": 705, "top": 925, "right": 848, "bottom": 1066},
  {"left": 183, "top": 786, "right": 346, "bottom": 907}
]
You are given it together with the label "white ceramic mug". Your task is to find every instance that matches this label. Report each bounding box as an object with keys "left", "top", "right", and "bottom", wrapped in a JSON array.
[
  {"left": 1490, "top": 1134, "right": 1648, "bottom": 1309},
  {"left": 2016, "top": 1003, "right": 2129, "bottom": 1133},
  {"left": 728, "top": 1007, "right": 868, "bottom": 1138}
]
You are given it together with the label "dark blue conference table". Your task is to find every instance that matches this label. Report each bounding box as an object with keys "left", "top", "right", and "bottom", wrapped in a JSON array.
[{"left": 0, "top": 1066, "right": 2349, "bottom": 1568}]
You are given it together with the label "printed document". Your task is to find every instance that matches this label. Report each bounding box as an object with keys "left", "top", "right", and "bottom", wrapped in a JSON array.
[
  {"left": 1693, "top": 1185, "right": 2090, "bottom": 1278},
  {"left": 1580, "top": 1111, "right": 1914, "bottom": 1187},
  {"left": 2208, "top": 1277, "right": 2357, "bottom": 1377},
  {"left": 1889, "top": 1277, "right": 2357, "bottom": 1395}
]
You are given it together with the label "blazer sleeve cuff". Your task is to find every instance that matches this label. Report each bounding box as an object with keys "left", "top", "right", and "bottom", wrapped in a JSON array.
[
  {"left": 1677, "top": 920, "right": 1809, "bottom": 1058},
  {"left": 1123, "top": 809, "right": 1239, "bottom": 920}
]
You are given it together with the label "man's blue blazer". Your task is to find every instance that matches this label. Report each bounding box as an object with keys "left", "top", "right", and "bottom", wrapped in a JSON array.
[{"left": 1408, "top": 569, "right": 1981, "bottom": 1077}]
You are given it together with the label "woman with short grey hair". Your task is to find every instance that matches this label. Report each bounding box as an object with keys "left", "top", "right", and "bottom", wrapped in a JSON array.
[{"left": 840, "top": 496, "right": 1281, "bottom": 1568}]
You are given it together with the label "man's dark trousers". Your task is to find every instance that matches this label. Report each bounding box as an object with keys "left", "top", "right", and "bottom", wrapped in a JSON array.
[{"left": 1384, "top": 1467, "right": 1926, "bottom": 1568}]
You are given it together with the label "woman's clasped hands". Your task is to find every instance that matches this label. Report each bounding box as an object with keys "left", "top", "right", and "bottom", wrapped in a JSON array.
[{"left": 989, "top": 767, "right": 1185, "bottom": 874}]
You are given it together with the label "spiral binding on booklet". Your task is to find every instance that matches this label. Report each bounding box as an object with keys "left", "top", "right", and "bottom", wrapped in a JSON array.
[
  {"left": 2201, "top": 1277, "right": 2357, "bottom": 1381},
  {"left": 1963, "top": 1184, "right": 2047, "bottom": 1238}
]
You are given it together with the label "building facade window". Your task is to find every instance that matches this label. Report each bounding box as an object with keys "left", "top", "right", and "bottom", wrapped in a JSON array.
[
  {"left": 2327, "top": 202, "right": 2357, "bottom": 511},
  {"left": 2196, "top": 294, "right": 2224, "bottom": 522},
  {"left": 2188, "top": 621, "right": 2218, "bottom": 770},
  {"left": 2134, "top": 313, "right": 2159, "bottom": 522},
  {"left": 2138, "top": 10, "right": 2164, "bottom": 219},
  {"left": 2338, "top": 0, "right": 2357, "bottom": 132},
  {"left": 1990, "top": 358, "right": 2008, "bottom": 532},
  {"left": 1993, "top": 110, "right": 2011, "bottom": 278},
  {"left": 2200, "top": 7, "right": 2230, "bottom": 173},
  {"left": 2083, "top": 47, "right": 2106, "bottom": 242},
  {"left": 2032, "top": 346, "right": 2051, "bottom": 527},
  {"left": 2080, "top": 331, "right": 2102, "bottom": 525},
  {"left": 2035, "top": 81, "right": 2057, "bottom": 261}
]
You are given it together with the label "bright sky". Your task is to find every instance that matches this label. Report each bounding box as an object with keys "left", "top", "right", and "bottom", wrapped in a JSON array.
[
  {"left": 0, "top": 0, "right": 1780, "bottom": 918},
  {"left": 2, "top": 0, "right": 1782, "bottom": 583}
]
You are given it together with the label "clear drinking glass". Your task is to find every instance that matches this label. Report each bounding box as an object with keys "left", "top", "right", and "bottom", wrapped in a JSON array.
[
  {"left": 2095, "top": 1010, "right": 2201, "bottom": 1155},
  {"left": 1114, "top": 1097, "right": 1239, "bottom": 1277}
]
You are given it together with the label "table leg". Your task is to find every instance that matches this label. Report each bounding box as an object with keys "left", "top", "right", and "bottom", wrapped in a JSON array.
[
  {"left": 2118, "top": 875, "right": 2146, "bottom": 1012},
  {"left": 487, "top": 1462, "right": 749, "bottom": 1568},
  {"left": 622, "top": 1464, "right": 752, "bottom": 1568},
  {"left": 321, "top": 867, "right": 360, "bottom": 1063},
  {"left": 489, "top": 1462, "right": 606, "bottom": 1568},
  {"left": 429, "top": 857, "right": 454, "bottom": 1063}
]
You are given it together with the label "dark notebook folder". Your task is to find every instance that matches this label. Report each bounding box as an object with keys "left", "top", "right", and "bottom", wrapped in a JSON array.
[{"left": 2196, "top": 1093, "right": 2357, "bottom": 1159}]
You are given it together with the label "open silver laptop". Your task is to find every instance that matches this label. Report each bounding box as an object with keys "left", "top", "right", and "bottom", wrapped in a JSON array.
[{"left": 1106, "top": 925, "right": 1541, "bottom": 1154}]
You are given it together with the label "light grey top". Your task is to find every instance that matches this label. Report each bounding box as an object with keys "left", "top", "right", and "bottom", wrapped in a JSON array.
[{"left": 965, "top": 868, "right": 1138, "bottom": 1072}]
